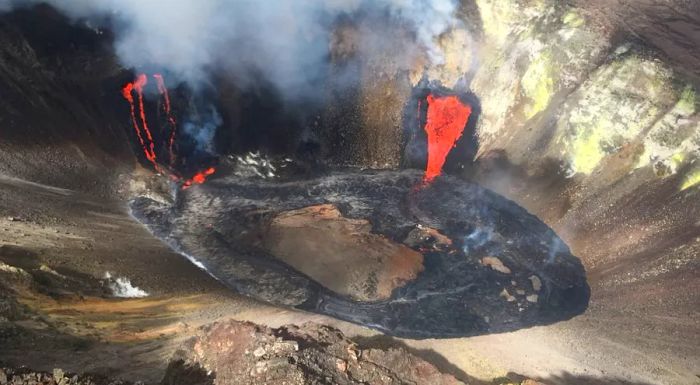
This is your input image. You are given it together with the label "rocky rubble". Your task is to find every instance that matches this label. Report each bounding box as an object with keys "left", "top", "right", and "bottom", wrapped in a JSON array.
[
  {"left": 163, "top": 320, "right": 464, "bottom": 385},
  {"left": 0, "top": 319, "right": 554, "bottom": 385},
  {"left": 0, "top": 368, "right": 136, "bottom": 385}
]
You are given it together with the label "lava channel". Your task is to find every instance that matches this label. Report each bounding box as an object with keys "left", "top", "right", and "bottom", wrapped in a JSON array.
[
  {"left": 121, "top": 73, "right": 217, "bottom": 189},
  {"left": 153, "top": 73, "right": 177, "bottom": 166}
]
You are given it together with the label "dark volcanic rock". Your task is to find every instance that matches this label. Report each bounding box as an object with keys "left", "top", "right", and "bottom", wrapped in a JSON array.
[{"left": 130, "top": 170, "right": 589, "bottom": 338}]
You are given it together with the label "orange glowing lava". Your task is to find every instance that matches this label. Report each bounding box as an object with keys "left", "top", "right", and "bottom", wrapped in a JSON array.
[
  {"left": 153, "top": 73, "right": 177, "bottom": 166},
  {"left": 423, "top": 94, "right": 471, "bottom": 182},
  {"left": 182, "top": 167, "right": 216, "bottom": 189},
  {"left": 121, "top": 73, "right": 216, "bottom": 189},
  {"left": 122, "top": 74, "right": 159, "bottom": 171}
]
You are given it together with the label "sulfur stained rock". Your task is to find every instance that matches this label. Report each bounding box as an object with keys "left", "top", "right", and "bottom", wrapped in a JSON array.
[{"left": 323, "top": 0, "right": 700, "bottom": 195}]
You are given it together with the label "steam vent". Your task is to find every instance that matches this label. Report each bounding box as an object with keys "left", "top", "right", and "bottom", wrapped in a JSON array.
[{"left": 0, "top": 1, "right": 698, "bottom": 385}]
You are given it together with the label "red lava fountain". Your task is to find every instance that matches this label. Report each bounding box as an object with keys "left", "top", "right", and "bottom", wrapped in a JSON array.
[{"left": 423, "top": 94, "right": 472, "bottom": 182}]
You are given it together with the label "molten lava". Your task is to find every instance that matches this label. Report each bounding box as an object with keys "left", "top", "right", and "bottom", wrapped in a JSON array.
[
  {"left": 423, "top": 94, "right": 472, "bottom": 182},
  {"left": 182, "top": 167, "right": 216, "bottom": 189},
  {"left": 153, "top": 73, "right": 177, "bottom": 166},
  {"left": 122, "top": 76, "right": 159, "bottom": 171},
  {"left": 133, "top": 75, "right": 158, "bottom": 166},
  {"left": 121, "top": 73, "right": 216, "bottom": 189}
]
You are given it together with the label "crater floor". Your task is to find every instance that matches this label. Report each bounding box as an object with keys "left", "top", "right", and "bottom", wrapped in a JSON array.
[{"left": 130, "top": 169, "right": 588, "bottom": 338}]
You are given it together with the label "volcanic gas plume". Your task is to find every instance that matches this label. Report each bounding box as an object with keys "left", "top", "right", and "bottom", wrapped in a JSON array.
[
  {"left": 121, "top": 74, "right": 216, "bottom": 188},
  {"left": 422, "top": 94, "right": 472, "bottom": 182}
]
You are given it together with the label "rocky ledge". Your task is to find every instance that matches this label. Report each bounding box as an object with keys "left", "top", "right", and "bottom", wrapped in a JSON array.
[{"left": 164, "top": 320, "right": 464, "bottom": 385}]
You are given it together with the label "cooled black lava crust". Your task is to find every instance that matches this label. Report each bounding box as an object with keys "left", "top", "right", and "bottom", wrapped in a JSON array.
[{"left": 130, "top": 170, "right": 589, "bottom": 339}]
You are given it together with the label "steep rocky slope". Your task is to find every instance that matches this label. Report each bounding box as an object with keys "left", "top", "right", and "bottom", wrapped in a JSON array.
[{"left": 0, "top": 5, "right": 132, "bottom": 194}]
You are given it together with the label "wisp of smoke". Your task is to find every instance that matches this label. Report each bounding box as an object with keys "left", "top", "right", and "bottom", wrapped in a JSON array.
[{"left": 182, "top": 104, "right": 222, "bottom": 153}]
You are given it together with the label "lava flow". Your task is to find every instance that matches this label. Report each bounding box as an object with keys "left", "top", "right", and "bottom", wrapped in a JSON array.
[
  {"left": 153, "top": 73, "right": 177, "bottom": 166},
  {"left": 121, "top": 73, "right": 216, "bottom": 189},
  {"left": 182, "top": 167, "right": 216, "bottom": 189},
  {"left": 423, "top": 94, "right": 472, "bottom": 182},
  {"left": 121, "top": 75, "right": 159, "bottom": 171}
]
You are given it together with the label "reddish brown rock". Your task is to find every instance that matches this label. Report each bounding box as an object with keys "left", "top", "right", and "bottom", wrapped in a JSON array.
[
  {"left": 165, "top": 320, "right": 464, "bottom": 385},
  {"left": 260, "top": 204, "right": 424, "bottom": 301}
]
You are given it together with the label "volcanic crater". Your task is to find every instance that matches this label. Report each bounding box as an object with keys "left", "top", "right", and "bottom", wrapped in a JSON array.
[{"left": 0, "top": 1, "right": 698, "bottom": 384}]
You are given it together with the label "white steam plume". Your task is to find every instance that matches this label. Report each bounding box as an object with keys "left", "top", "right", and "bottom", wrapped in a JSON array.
[
  {"left": 0, "top": 0, "right": 461, "bottom": 153},
  {"left": 0, "top": 0, "right": 460, "bottom": 95}
]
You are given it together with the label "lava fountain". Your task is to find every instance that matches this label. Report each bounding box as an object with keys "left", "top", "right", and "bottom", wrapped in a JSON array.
[{"left": 423, "top": 93, "right": 472, "bottom": 182}]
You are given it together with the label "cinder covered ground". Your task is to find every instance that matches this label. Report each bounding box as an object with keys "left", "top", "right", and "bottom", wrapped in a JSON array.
[{"left": 0, "top": 1, "right": 698, "bottom": 385}]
